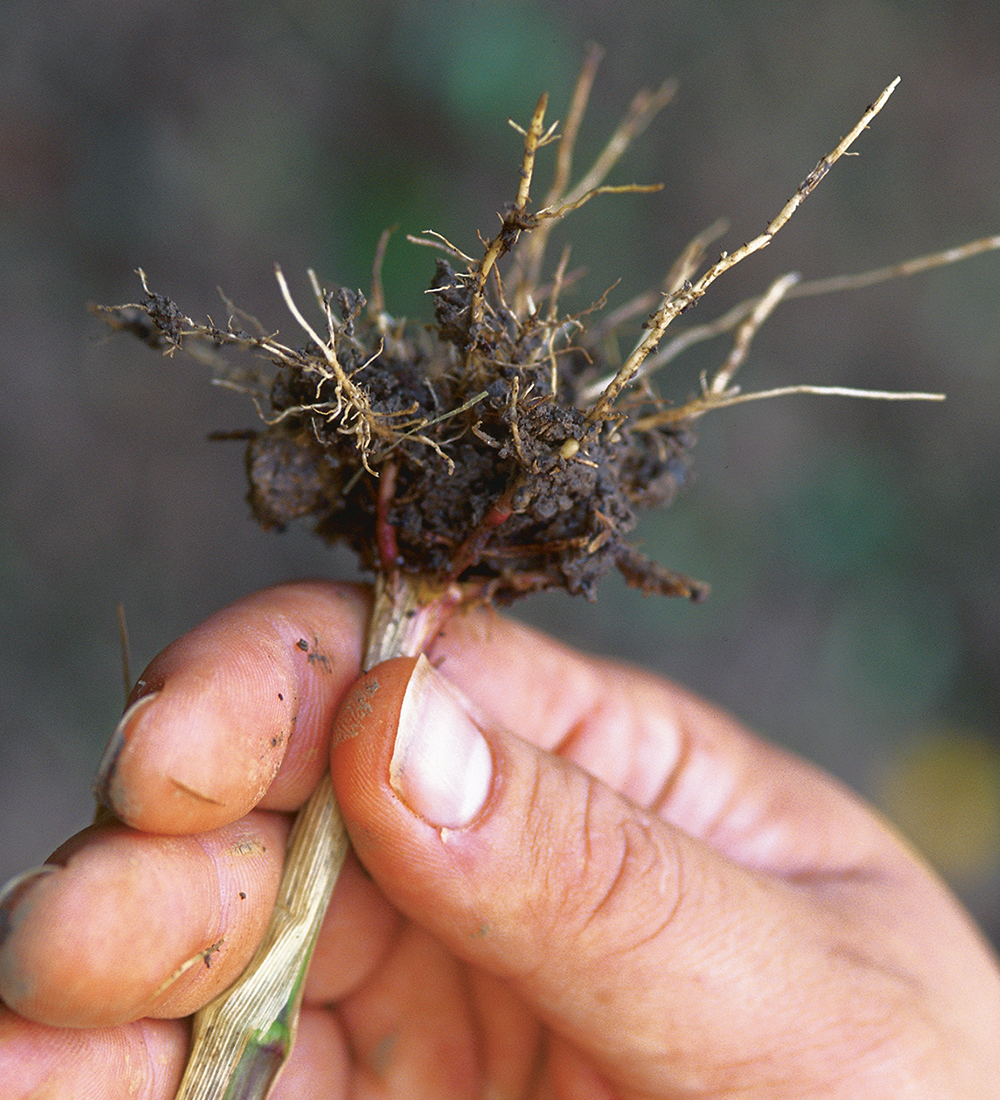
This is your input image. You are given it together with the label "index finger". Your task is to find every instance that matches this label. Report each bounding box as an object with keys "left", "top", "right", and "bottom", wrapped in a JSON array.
[{"left": 95, "top": 582, "right": 370, "bottom": 835}]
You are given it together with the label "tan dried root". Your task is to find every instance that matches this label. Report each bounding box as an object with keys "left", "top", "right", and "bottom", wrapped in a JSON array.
[
  {"left": 585, "top": 78, "right": 925, "bottom": 428},
  {"left": 584, "top": 233, "right": 1000, "bottom": 409}
]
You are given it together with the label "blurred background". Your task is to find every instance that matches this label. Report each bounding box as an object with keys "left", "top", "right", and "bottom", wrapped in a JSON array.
[{"left": 2, "top": 0, "right": 998, "bottom": 944}]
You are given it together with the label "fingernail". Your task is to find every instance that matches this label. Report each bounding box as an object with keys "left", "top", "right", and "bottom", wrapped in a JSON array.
[
  {"left": 0, "top": 866, "right": 58, "bottom": 948},
  {"left": 390, "top": 656, "right": 493, "bottom": 829},
  {"left": 93, "top": 692, "right": 160, "bottom": 808}
]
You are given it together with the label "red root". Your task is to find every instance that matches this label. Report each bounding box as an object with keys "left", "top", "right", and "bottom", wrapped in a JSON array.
[{"left": 375, "top": 461, "right": 400, "bottom": 573}]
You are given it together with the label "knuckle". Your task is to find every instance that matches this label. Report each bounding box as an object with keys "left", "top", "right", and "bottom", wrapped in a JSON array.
[{"left": 530, "top": 771, "right": 686, "bottom": 959}]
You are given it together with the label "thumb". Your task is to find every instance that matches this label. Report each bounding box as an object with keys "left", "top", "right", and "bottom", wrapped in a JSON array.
[{"left": 329, "top": 656, "right": 885, "bottom": 1096}]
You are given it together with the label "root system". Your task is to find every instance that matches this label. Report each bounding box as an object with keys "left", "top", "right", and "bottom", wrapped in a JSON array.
[{"left": 95, "top": 55, "right": 984, "bottom": 614}]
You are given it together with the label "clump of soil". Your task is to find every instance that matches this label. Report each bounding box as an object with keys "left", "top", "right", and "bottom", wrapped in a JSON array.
[{"left": 245, "top": 257, "right": 700, "bottom": 602}]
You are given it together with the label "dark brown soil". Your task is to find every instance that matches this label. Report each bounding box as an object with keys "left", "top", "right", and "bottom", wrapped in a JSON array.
[{"left": 241, "top": 257, "right": 705, "bottom": 602}]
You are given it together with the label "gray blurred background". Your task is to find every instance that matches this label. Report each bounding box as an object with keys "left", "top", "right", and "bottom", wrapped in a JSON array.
[{"left": 2, "top": 0, "right": 998, "bottom": 945}]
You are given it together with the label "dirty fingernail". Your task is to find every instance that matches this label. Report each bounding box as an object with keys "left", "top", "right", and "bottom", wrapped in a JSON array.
[
  {"left": 389, "top": 656, "right": 493, "bottom": 829},
  {"left": 0, "top": 866, "right": 58, "bottom": 949},
  {"left": 93, "top": 692, "right": 160, "bottom": 808}
]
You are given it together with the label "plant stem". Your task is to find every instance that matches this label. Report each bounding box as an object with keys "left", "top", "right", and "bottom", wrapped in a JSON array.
[{"left": 173, "top": 573, "right": 456, "bottom": 1100}]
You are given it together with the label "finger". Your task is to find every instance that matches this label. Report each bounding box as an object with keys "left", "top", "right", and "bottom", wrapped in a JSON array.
[
  {"left": 336, "top": 921, "right": 548, "bottom": 1100},
  {"left": 337, "top": 923, "right": 479, "bottom": 1098},
  {"left": 0, "top": 812, "right": 287, "bottom": 1028},
  {"left": 329, "top": 656, "right": 936, "bottom": 1097},
  {"left": 430, "top": 608, "right": 892, "bottom": 877},
  {"left": 0, "top": 1007, "right": 351, "bottom": 1100},
  {"left": 95, "top": 581, "right": 370, "bottom": 834},
  {"left": 300, "top": 849, "right": 403, "bottom": 1006},
  {"left": 268, "top": 1006, "right": 350, "bottom": 1100},
  {"left": 305, "top": 857, "right": 543, "bottom": 1096},
  {"left": 0, "top": 1009, "right": 187, "bottom": 1100}
]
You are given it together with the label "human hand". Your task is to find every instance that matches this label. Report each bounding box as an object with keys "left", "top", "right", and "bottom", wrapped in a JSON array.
[{"left": 1, "top": 582, "right": 998, "bottom": 1098}]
